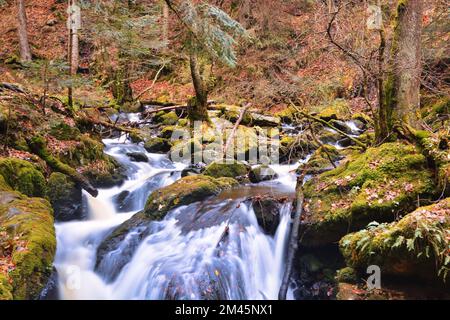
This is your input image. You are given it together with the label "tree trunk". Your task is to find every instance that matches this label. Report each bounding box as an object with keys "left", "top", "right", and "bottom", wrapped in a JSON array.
[
  {"left": 162, "top": 1, "right": 169, "bottom": 50},
  {"left": 16, "top": 0, "right": 32, "bottom": 62},
  {"left": 188, "top": 53, "right": 210, "bottom": 123},
  {"left": 378, "top": 0, "right": 423, "bottom": 142}
]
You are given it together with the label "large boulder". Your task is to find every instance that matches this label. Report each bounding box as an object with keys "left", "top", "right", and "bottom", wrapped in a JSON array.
[
  {"left": 144, "top": 175, "right": 238, "bottom": 220},
  {"left": 203, "top": 161, "right": 250, "bottom": 179},
  {"left": 340, "top": 198, "right": 450, "bottom": 283},
  {"left": 0, "top": 158, "right": 47, "bottom": 198},
  {"left": 126, "top": 152, "right": 149, "bottom": 163},
  {"left": 297, "top": 144, "right": 342, "bottom": 175},
  {"left": 0, "top": 193, "right": 56, "bottom": 300},
  {"left": 47, "top": 172, "right": 83, "bottom": 221},
  {"left": 300, "top": 142, "right": 436, "bottom": 247}
]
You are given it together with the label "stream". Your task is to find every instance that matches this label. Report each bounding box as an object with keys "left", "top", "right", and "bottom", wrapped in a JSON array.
[{"left": 53, "top": 117, "right": 302, "bottom": 300}]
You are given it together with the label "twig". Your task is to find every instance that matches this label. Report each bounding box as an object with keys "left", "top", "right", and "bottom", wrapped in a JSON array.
[{"left": 223, "top": 103, "right": 251, "bottom": 155}]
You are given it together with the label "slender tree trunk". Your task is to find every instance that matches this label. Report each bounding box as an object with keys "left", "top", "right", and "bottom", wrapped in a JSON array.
[
  {"left": 188, "top": 53, "right": 210, "bottom": 123},
  {"left": 378, "top": 0, "right": 423, "bottom": 142},
  {"left": 162, "top": 1, "right": 169, "bottom": 50},
  {"left": 16, "top": 0, "right": 32, "bottom": 62}
]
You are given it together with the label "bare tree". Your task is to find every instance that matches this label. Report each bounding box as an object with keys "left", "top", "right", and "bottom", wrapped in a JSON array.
[{"left": 16, "top": 0, "right": 32, "bottom": 62}]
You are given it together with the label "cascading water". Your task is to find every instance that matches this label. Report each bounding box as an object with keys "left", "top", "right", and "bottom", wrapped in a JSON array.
[{"left": 54, "top": 117, "right": 300, "bottom": 300}]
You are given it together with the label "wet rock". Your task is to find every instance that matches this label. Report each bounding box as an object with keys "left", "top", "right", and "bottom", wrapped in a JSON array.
[
  {"left": 181, "top": 163, "right": 206, "bottom": 177},
  {"left": 38, "top": 268, "right": 59, "bottom": 300},
  {"left": 249, "top": 112, "right": 281, "bottom": 127},
  {"left": 251, "top": 196, "right": 285, "bottom": 235},
  {"left": 297, "top": 144, "right": 341, "bottom": 175},
  {"left": 153, "top": 111, "right": 179, "bottom": 125},
  {"left": 329, "top": 120, "right": 353, "bottom": 134},
  {"left": 95, "top": 211, "right": 153, "bottom": 283},
  {"left": 279, "top": 135, "right": 318, "bottom": 163},
  {"left": 126, "top": 152, "right": 149, "bottom": 163},
  {"left": 83, "top": 156, "right": 126, "bottom": 189},
  {"left": 47, "top": 172, "right": 83, "bottom": 222},
  {"left": 249, "top": 165, "right": 278, "bottom": 183},
  {"left": 144, "top": 137, "right": 172, "bottom": 153},
  {"left": 113, "top": 190, "right": 131, "bottom": 211}
]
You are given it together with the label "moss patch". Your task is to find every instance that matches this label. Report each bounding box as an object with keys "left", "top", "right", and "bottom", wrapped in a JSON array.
[
  {"left": 301, "top": 142, "right": 436, "bottom": 247},
  {"left": 0, "top": 195, "right": 56, "bottom": 300},
  {"left": 203, "top": 161, "right": 250, "bottom": 179},
  {"left": 0, "top": 158, "right": 47, "bottom": 198}
]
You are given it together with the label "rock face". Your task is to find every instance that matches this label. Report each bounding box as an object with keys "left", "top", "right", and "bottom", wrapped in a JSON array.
[
  {"left": 144, "top": 175, "right": 238, "bottom": 220},
  {"left": 340, "top": 198, "right": 450, "bottom": 283},
  {"left": 181, "top": 163, "right": 206, "bottom": 177},
  {"left": 249, "top": 165, "right": 278, "bottom": 183},
  {"left": 0, "top": 192, "right": 56, "bottom": 300},
  {"left": 300, "top": 142, "right": 436, "bottom": 247},
  {"left": 47, "top": 172, "right": 83, "bottom": 221},
  {"left": 251, "top": 196, "right": 285, "bottom": 234},
  {"left": 203, "top": 161, "right": 250, "bottom": 179}
]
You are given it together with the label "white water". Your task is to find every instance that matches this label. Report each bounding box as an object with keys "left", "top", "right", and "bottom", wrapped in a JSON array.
[{"left": 54, "top": 134, "right": 298, "bottom": 300}]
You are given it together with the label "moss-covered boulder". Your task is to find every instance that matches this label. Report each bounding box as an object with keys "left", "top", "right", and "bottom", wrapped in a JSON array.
[
  {"left": 144, "top": 137, "right": 173, "bottom": 153},
  {"left": 301, "top": 142, "right": 436, "bottom": 247},
  {"left": 340, "top": 198, "right": 450, "bottom": 283},
  {"left": 57, "top": 134, "right": 105, "bottom": 168},
  {"left": 0, "top": 194, "right": 56, "bottom": 300},
  {"left": 153, "top": 111, "right": 179, "bottom": 125},
  {"left": 49, "top": 122, "right": 81, "bottom": 141},
  {"left": 47, "top": 172, "right": 83, "bottom": 221},
  {"left": 144, "top": 175, "right": 238, "bottom": 220},
  {"left": 0, "top": 158, "right": 47, "bottom": 198},
  {"left": 203, "top": 161, "right": 250, "bottom": 179},
  {"left": 315, "top": 99, "right": 351, "bottom": 121},
  {"left": 81, "top": 155, "right": 126, "bottom": 189},
  {"left": 159, "top": 126, "right": 187, "bottom": 140},
  {"left": 126, "top": 152, "right": 149, "bottom": 163}
]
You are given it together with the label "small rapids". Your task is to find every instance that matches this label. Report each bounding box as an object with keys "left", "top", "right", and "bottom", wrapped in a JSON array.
[{"left": 54, "top": 131, "right": 300, "bottom": 300}]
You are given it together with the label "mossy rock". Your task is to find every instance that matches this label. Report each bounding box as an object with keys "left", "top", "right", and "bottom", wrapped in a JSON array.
[
  {"left": 159, "top": 126, "right": 188, "bottom": 140},
  {"left": 315, "top": 99, "right": 351, "bottom": 121},
  {"left": 49, "top": 122, "right": 81, "bottom": 141},
  {"left": 335, "top": 267, "right": 358, "bottom": 284},
  {"left": 169, "top": 138, "right": 203, "bottom": 163},
  {"left": 422, "top": 96, "right": 450, "bottom": 123},
  {"left": 58, "top": 134, "right": 105, "bottom": 167},
  {"left": 275, "top": 107, "right": 297, "bottom": 124},
  {"left": 301, "top": 142, "right": 436, "bottom": 247},
  {"left": 47, "top": 172, "right": 82, "bottom": 221},
  {"left": 82, "top": 156, "right": 126, "bottom": 188},
  {"left": 144, "top": 175, "right": 238, "bottom": 220},
  {"left": 0, "top": 195, "right": 56, "bottom": 299},
  {"left": 297, "top": 144, "right": 341, "bottom": 175},
  {"left": 280, "top": 135, "right": 319, "bottom": 162},
  {"left": 203, "top": 161, "right": 250, "bottom": 179},
  {"left": 144, "top": 137, "right": 173, "bottom": 154},
  {"left": 340, "top": 198, "right": 450, "bottom": 283},
  {"left": 0, "top": 158, "right": 47, "bottom": 198},
  {"left": 154, "top": 111, "right": 179, "bottom": 125},
  {"left": 249, "top": 165, "right": 278, "bottom": 183}
]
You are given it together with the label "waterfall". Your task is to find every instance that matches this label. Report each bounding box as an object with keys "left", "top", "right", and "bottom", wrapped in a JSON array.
[{"left": 54, "top": 135, "right": 298, "bottom": 300}]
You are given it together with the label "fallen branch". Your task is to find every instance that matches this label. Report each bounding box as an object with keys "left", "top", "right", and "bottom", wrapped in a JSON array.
[
  {"left": 289, "top": 101, "right": 366, "bottom": 149},
  {"left": 27, "top": 136, "right": 98, "bottom": 197},
  {"left": 223, "top": 103, "right": 251, "bottom": 155},
  {"left": 78, "top": 116, "right": 137, "bottom": 134},
  {"left": 135, "top": 63, "right": 166, "bottom": 100}
]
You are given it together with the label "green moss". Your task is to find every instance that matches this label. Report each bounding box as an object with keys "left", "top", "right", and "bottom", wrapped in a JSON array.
[
  {"left": 144, "top": 175, "right": 237, "bottom": 220},
  {"left": 59, "top": 134, "right": 105, "bottom": 167},
  {"left": 0, "top": 196, "right": 56, "bottom": 299},
  {"left": 315, "top": 99, "right": 351, "bottom": 121},
  {"left": 298, "top": 144, "right": 340, "bottom": 174},
  {"left": 0, "top": 175, "right": 12, "bottom": 192},
  {"left": 335, "top": 267, "right": 358, "bottom": 284},
  {"left": 340, "top": 198, "right": 450, "bottom": 283},
  {"left": 47, "top": 172, "right": 76, "bottom": 207},
  {"left": 0, "top": 158, "right": 47, "bottom": 198},
  {"left": 159, "top": 126, "right": 188, "bottom": 140},
  {"left": 301, "top": 142, "right": 436, "bottom": 247},
  {"left": 275, "top": 107, "right": 297, "bottom": 124},
  {"left": 0, "top": 274, "right": 13, "bottom": 300},
  {"left": 203, "top": 161, "right": 249, "bottom": 179},
  {"left": 351, "top": 113, "right": 373, "bottom": 125}
]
